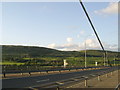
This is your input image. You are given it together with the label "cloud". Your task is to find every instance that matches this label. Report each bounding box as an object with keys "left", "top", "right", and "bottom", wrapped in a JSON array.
[
  {"left": 47, "top": 39, "right": 118, "bottom": 51},
  {"left": 94, "top": 3, "right": 118, "bottom": 15},
  {"left": 67, "top": 37, "right": 73, "bottom": 43},
  {"left": 47, "top": 43, "right": 56, "bottom": 48},
  {"left": 103, "top": 42, "right": 118, "bottom": 51},
  {"left": 85, "top": 38, "right": 99, "bottom": 48},
  {"left": 56, "top": 43, "right": 80, "bottom": 51},
  {"left": 47, "top": 38, "right": 99, "bottom": 51}
]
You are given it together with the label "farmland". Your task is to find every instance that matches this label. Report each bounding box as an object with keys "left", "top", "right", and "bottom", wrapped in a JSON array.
[{"left": 1, "top": 45, "right": 119, "bottom": 67}]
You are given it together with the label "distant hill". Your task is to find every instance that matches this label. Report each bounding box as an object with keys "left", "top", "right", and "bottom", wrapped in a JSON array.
[
  {"left": 80, "top": 50, "right": 118, "bottom": 57},
  {"left": 2, "top": 45, "right": 60, "bottom": 57},
  {"left": 1, "top": 45, "right": 119, "bottom": 66},
  {"left": 2, "top": 45, "right": 84, "bottom": 58},
  {"left": 2, "top": 45, "right": 117, "bottom": 58}
]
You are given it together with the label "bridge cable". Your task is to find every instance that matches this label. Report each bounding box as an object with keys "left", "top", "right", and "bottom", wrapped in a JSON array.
[{"left": 79, "top": 0, "right": 109, "bottom": 65}]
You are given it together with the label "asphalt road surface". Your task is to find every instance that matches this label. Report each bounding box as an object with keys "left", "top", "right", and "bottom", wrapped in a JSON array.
[{"left": 2, "top": 66, "right": 118, "bottom": 88}]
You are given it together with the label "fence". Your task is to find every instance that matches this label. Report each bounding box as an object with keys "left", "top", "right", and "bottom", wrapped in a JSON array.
[{"left": 2, "top": 65, "right": 110, "bottom": 78}]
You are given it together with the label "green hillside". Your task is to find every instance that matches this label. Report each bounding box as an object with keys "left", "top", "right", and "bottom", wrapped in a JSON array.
[
  {"left": 1, "top": 45, "right": 119, "bottom": 66},
  {"left": 3, "top": 45, "right": 84, "bottom": 57}
]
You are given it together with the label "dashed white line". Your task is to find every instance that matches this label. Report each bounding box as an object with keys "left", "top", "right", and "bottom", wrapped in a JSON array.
[{"left": 36, "top": 79, "right": 49, "bottom": 82}]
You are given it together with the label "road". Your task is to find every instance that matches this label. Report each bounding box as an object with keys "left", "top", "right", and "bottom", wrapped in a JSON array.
[
  {"left": 66, "top": 70, "right": 119, "bottom": 88},
  {"left": 2, "top": 66, "right": 118, "bottom": 88}
]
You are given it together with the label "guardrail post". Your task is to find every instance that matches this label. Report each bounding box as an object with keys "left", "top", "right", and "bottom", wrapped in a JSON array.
[
  {"left": 106, "top": 73, "right": 108, "bottom": 78},
  {"left": 111, "top": 72, "right": 113, "bottom": 75},
  {"left": 3, "top": 72, "right": 6, "bottom": 78},
  {"left": 46, "top": 71, "right": 49, "bottom": 74},
  {"left": 59, "top": 70, "right": 61, "bottom": 73},
  {"left": 29, "top": 72, "right": 31, "bottom": 76},
  {"left": 21, "top": 72, "right": 23, "bottom": 75},
  {"left": 85, "top": 78, "right": 88, "bottom": 87},
  {"left": 21, "top": 69, "right": 23, "bottom": 75},
  {"left": 3, "top": 66, "right": 6, "bottom": 78},
  {"left": 57, "top": 86, "right": 60, "bottom": 90},
  {"left": 98, "top": 75, "right": 101, "bottom": 81},
  {"left": 39, "top": 71, "right": 41, "bottom": 74}
]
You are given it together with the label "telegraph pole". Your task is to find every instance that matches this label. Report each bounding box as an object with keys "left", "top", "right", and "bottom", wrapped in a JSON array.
[
  {"left": 114, "top": 56, "right": 116, "bottom": 66},
  {"left": 104, "top": 53, "right": 106, "bottom": 66},
  {"left": 85, "top": 41, "right": 87, "bottom": 68},
  {"left": 106, "top": 51, "right": 108, "bottom": 66}
]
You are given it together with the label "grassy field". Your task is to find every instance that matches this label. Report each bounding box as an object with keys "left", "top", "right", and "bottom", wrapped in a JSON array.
[
  {"left": 0, "top": 61, "right": 24, "bottom": 65},
  {"left": 2, "top": 56, "right": 119, "bottom": 67},
  {"left": 2, "top": 45, "right": 119, "bottom": 67}
]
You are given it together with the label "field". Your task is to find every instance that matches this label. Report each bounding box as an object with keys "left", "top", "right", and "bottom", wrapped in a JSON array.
[{"left": 1, "top": 45, "right": 120, "bottom": 67}]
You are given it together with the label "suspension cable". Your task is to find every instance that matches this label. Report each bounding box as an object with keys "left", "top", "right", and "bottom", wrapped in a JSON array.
[{"left": 79, "top": 0, "right": 109, "bottom": 65}]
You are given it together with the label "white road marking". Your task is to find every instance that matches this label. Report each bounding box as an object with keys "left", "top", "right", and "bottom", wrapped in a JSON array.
[
  {"left": 90, "top": 74, "right": 96, "bottom": 76},
  {"left": 36, "top": 79, "right": 49, "bottom": 82},
  {"left": 56, "top": 82, "right": 64, "bottom": 85}
]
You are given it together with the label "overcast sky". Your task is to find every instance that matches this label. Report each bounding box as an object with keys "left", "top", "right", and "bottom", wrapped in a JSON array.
[{"left": 1, "top": 2, "right": 118, "bottom": 51}]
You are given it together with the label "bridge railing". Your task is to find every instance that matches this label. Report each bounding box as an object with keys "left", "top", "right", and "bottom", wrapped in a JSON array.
[
  {"left": 1, "top": 65, "right": 113, "bottom": 78},
  {"left": 29, "top": 67, "right": 118, "bottom": 89}
]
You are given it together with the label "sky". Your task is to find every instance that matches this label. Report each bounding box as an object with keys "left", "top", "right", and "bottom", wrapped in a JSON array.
[{"left": 1, "top": 2, "right": 118, "bottom": 51}]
